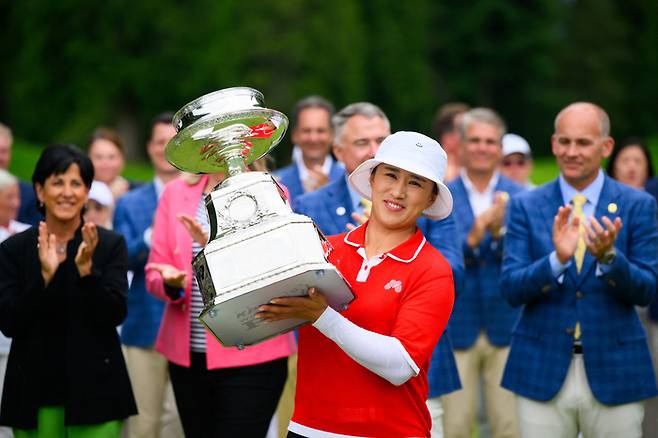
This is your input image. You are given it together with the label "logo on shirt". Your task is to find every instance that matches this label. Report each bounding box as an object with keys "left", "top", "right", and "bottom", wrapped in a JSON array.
[{"left": 384, "top": 279, "right": 403, "bottom": 293}]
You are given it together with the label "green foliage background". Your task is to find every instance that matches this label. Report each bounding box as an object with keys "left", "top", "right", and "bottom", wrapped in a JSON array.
[{"left": 1, "top": 0, "right": 657, "bottom": 168}]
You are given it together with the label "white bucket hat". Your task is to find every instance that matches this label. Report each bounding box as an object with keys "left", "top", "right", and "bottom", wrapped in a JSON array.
[
  {"left": 348, "top": 131, "right": 453, "bottom": 220},
  {"left": 88, "top": 180, "right": 114, "bottom": 207},
  {"left": 502, "top": 133, "right": 532, "bottom": 158}
]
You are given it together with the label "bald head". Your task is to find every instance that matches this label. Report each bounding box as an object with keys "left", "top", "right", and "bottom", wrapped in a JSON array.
[
  {"left": 0, "top": 123, "right": 12, "bottom": 169},
  {"left": 554, "top": 102, "right": 610, "bottom": 138}
]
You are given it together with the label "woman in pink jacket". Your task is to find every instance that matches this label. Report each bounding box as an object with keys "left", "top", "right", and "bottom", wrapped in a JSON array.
[{"left": 145, "top": 172, "right": 296, "bottom": 438}]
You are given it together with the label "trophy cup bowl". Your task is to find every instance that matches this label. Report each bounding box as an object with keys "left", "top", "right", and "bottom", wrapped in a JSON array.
[{"left": 166, "top": 87, "right": 354, "bottom": 348}]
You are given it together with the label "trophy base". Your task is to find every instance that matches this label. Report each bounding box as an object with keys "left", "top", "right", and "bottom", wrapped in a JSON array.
[{"left": 198, "top": 264, "right": 353, "bottom": 348}]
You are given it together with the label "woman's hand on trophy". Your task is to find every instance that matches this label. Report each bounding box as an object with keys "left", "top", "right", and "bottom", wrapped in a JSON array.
[
  {"left": 75, "top": 222, "right": 98, "bottom": 277},
  {"left": 177, "top": 213, "right": 209, "bottom": 246},
  {"left": 147, "top": 263, "right": 187, "bottom": 289},
  {"left": 256, "top": 287, "right": 329, "bottom": 323}
]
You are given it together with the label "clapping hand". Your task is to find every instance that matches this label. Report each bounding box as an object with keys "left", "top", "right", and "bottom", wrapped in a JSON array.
[
  {"left": 177, "top": 213, "right": 209, "bottom": 246},
  {"left": 304, "top": 166, "right": 329, "bottom": 193},
  {"left": 256, "top": 287, "right": 328, "bottom": 323},
  {"left": 467, "top": 191, "right": 509, "bottom": 247},
  {"left": 147, "top": 262, "right": 187, "bottom": 289},
  {"left": 585, "top": 216, "right": 622, "bottom": 261},
  {"left": 488, "top": 192, "right": 509, "bottom": 239},
  {"left": 552, "top": 205, "right": 581, "bottom": 264},
  {"left": 38, "top": 221, "right": 61, "bottom": 286},
  {"left": 75, "top": 222, "right": 98, "bottom": 277},
  {"left": 346, "top": 211, "right": 369, "bottom": 231}
]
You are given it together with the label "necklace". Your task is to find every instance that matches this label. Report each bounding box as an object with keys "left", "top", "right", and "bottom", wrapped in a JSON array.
[{"left": 56, "top": 243, "right": 67, "bottom": 254}]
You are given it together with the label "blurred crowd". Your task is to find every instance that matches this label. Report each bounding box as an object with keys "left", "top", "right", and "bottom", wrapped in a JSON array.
[{"left": 1, "top": 95, "right": 658, "bottom": 438}]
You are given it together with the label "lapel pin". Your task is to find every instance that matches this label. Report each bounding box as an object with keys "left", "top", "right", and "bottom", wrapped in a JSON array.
[
  {"left": 607, "top": 203, "right": 618, "bottom": 214},
  {"left": 336, "top": 206, "right": 346, "bottom": 216}
]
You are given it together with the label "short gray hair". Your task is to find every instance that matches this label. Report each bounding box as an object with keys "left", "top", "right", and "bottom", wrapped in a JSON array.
[
  {"left": 554, "top": 102, "right": 611, "bottom": 138},
  {"left": 0, "top": 169, "right": 18, "bottom": 192},
  {"left": 0, "top": 123, "right": 12, "bottom": 143},
  {"left": 332, "top": 102, "right": 390, "bottom": 146},
  {"left": 459, "top": 108, "right": 507, "bottom": 142}
]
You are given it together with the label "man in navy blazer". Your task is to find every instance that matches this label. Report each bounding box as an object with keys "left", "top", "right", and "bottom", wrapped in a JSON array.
[
  {"left": 274, "top": 96, "right": 344, "bottom": 203},
  {"left": 113, "top": 113, "right": 183, "bottom": 438},
  {"left": 501, "top": 102, "right": 658, "bottom": 437},
  {"left": 294, "top": 102, "right": 464, "bottom": 438},
  {"left": 441, "top": 108, "right": 524, "bottom": 438}
]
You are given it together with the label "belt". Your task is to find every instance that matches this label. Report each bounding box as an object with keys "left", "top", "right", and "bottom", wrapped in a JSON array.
[{"left": 573, "top": 344, "right": 583, "bottom": 354}]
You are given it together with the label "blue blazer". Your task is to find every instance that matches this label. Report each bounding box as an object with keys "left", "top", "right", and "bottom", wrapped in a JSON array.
[
  {"left": 294, "top": 176, "right": 465, "bottom": 396},
  {"left": 274, "top": 160, "right": 344, "bottom": 203},
  {"left": 500, "top": 176, "right": 658, "bottom": 404},
  {"left": 644, "top": 177, "right": 658, "bottom": 322},
  {"left": 17, "top": 179, "right": 42, "bottom": 226},
  {"left": 447, "top": 175, "right": 524, "bottom": 349},
  {"left": 113, "top": 182, "right": 165, "bottom": 348}
]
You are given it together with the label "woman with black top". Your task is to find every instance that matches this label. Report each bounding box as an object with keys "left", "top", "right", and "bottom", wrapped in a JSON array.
[{"left": 0, "top": 145, "right": 136, "bottom": 437}]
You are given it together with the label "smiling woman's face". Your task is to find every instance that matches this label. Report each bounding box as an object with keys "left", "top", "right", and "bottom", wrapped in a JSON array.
[
  {"left": 36, "top": 163, "right": 89, "bottom": 223},
  {"left": 368, "top": 164, "right": 436, "bottom": 232}
]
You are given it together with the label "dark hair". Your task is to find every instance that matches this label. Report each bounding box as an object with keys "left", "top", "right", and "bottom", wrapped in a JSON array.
[
  {"left": 88, "top": 127, "right": 124, "bottom": 155},
  {"left": 151, "top": 112, "right": 175, "bottom": 132},
  {"left": 606, "top": 137, "right": 654, "bottom": 179},
  {"left": 291, "top": 96, "right": 334, "bottom": 128},
  {"left": 32, "top": 144, "right": 95, "bottom": 214},
  {"left": 432, "top": 102, "right": 470, "bottom": 140}
]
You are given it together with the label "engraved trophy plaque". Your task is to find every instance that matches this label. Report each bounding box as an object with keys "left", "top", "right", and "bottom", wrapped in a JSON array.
[{"left": 166, "top": 87, "right": 354, "bottom": 348}]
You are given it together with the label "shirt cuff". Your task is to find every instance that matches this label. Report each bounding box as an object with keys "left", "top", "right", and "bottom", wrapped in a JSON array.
[
  {"left": 596, "top": 262, "right": 613, "bottom": 277},
  {"left": 549, "top": 251, "right": 571, "bottom": 283},
  {"left": 143, "top": 227, "right": 153, "bottom": 249},
  {"left": 312, "top": 306, "right": 337, "bottom": 332}
]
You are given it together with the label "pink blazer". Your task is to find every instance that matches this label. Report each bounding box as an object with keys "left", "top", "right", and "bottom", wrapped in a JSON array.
[{"left": 146, "top": 175, "right": 296, "bottom": 368}]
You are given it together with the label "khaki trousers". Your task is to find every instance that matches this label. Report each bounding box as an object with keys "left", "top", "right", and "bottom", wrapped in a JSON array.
[
  {"left": 517, "top": 355, "right": 643, "bottom": 438},
  {"left": 122, "top": 346, "right": 183, "bottom": 438},
  {"left": 442, "top": 333, "right": 518, "bottom": 438}
]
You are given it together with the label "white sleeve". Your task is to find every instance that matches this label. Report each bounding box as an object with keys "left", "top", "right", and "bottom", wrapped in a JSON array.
[{"left": 312, "top": 307, "right": 419, "bottom": 386}]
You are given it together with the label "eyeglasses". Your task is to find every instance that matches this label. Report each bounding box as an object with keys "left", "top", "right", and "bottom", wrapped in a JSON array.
[{"left": 502, "top": 158, "right": 528, "bottom": 167}]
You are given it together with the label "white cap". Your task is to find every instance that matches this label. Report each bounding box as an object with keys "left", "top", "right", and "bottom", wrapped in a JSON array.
[
  {"left": 502, "top": 133, "right": 531, "bottom": 158},
  {"left": 348, "top": 131, "right": 453, "bottom": 220},
  {"left": 88, "top": 180, "right": 114, "bottom": 207}
]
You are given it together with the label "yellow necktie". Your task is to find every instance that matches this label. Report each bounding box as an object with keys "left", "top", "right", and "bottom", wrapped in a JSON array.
[
  {"left": 572, "top": 193, "right": 587, "bottom": 342},
  {"left": 572, "top": 193, "right": 587, "bottom": 274}
]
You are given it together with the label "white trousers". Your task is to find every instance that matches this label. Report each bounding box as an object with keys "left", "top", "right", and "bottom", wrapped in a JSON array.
[
  {"left": 517, "top": 355, "right": 644, "bottom": 438},
  {"left": 427, "top": 397, "right": 444, "bottom": 438}
]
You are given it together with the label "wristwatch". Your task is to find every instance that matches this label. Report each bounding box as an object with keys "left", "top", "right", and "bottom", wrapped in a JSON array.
[{"left": 599, "top": 248, "right": 616, "bottom": 265}]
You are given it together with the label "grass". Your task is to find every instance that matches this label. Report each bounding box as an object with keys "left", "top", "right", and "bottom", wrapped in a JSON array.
[
  {"left": 11, "top": 139, "right": 155, "bottom": 182},
  {"left": 10, "top": 137, "right": 658, "bottom": 185}
]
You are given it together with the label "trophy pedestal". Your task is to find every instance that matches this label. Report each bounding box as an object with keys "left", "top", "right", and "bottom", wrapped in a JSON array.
[{"left": 193, "top": 173, "right": 353, "bottom": 348}]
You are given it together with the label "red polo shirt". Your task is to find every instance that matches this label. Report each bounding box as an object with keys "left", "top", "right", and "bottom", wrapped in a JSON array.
[{"left": 291, "top": 224, "right": 455, "bottom": 437}]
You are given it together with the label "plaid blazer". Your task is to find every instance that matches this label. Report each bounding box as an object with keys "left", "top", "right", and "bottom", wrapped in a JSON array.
[
  {"left": 500, "top": 176, "right": 658, "bottom": 404},
  {"left": 273, "top": 160, "right": 345, "bottom": 204},
  {"left": 295, "top": 176, "right": 465, "bottom": 397},
  {"left": 447, "top": 175, "right": 524, "bottom": 349}
]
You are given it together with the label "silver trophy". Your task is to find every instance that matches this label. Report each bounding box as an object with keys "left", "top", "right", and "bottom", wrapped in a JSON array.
[{"left": 166, "top": 87, "right": 354, "bottom": 348}]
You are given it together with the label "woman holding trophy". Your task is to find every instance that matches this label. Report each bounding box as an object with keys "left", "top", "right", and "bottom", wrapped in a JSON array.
[{"left": 258, "top": 131, "right": 456, "bottom": 437}]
